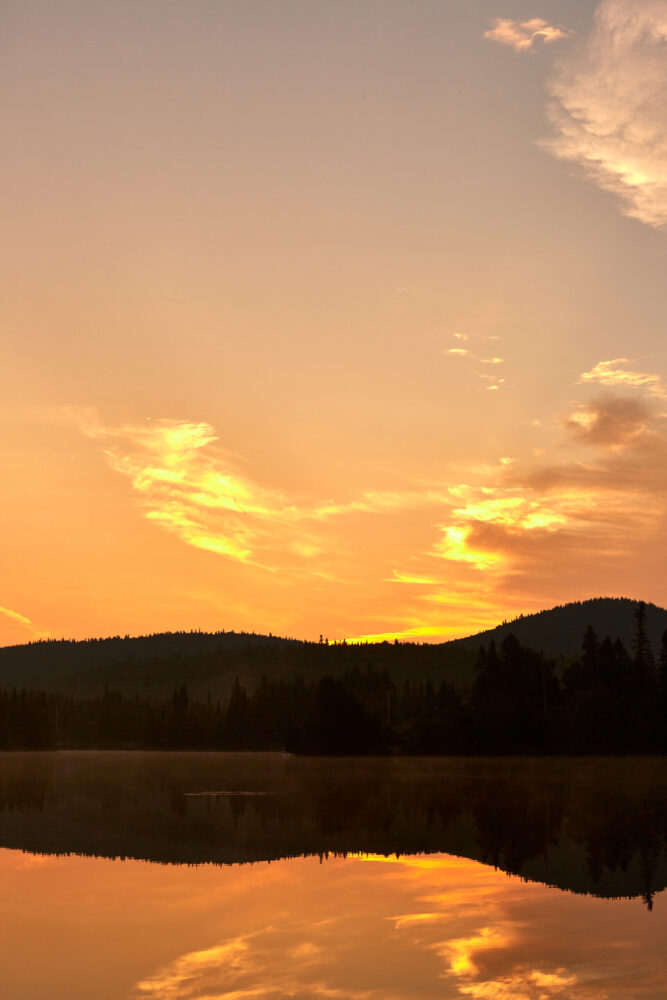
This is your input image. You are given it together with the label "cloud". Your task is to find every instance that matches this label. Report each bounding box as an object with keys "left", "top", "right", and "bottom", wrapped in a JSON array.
[
  {"left": 0, "top": 605, "right": 50, "bottom": 641},
  {"left": 347, "top": 624, "right": 464, "bottom": 643},
  {"left": 0, "top": 606, "right": 32, "bottom": 629},
  {"left": 485, "top": 17, "right": 572, "bottom": 52},
  {"left": 475, "top": 372, "right": 505, "bottom": 391},
  {"left": 388, "top": 571, "right": 441, "bottom": 586},
  {"left": 97, "top": 419, "right": 279, "bottom": 565},
  {"left": 429, "top": 380, "right": 667, "bottom": 610},
  {"left": 442, "top": 926, "right": 509, "bottom": 978},
  {"left": 431, "top": 489, "right": 573, "bottom": 577},
  {"left": 435, "top": 922, "right": 582, "bottom": 999},
  {"left": 59, "top": 410, "right": 313, "bottom": 566},
  {"left": 61, "top": 408, "right": 450, "bottom": 572},
  {"left": 434, "top": 471, "right": 662, "bottom": 575},
  {"left": 446, "top": 336, "right": 507, "bottom": 391},
  {"left": 543, "top": 0, "right": 667, "bottom": 228},
  {"left": 564, "top": 394, "right": 655, "bottom": 446},
  {"left": 131, "top": 927, "right": 383, "bottom": 1000},
  {"left": 578, "top": 358, "right": 666, "bottom": 395},
  {"left": 133, "top": 937, "right": 252, "bottom": 999}
]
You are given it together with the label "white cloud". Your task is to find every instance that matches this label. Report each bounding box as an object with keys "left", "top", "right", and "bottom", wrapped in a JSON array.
[
  {"left": 544, "top": 0, "right": 667, "bottom": 228},
  {"left": 485, "top": 17, "right": 572, "bottom": 52}
]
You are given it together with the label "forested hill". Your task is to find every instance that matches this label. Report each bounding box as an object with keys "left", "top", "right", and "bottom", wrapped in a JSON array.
[
  {"left": 0, "top": 597, "right": 664, "bottom": 700},
  {"left": 0, "top": 629, "right": 475, "bottom": 699},
  {"left": 448, "top": 598, "right": 667, "bottom": 660},
  {"left": 0, "top": 630, "right": 302, "bottom": 692}
]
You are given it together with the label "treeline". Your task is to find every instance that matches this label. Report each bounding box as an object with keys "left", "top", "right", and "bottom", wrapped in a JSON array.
[
  {"left": 2, "top": 605, "right": 667, "bottom": 755},
  {"left": 0, "top": 629, "right": 304, "bottom": 694}
]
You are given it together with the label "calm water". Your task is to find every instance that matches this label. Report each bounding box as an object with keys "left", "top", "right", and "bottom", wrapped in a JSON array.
[{"left": 2, "top": 752, "right": 667, "bottom": 999}]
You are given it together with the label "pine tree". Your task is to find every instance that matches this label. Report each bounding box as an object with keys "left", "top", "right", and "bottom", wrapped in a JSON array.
[{"left": 633, "top": 602, "right": 655, "bottom": 673}]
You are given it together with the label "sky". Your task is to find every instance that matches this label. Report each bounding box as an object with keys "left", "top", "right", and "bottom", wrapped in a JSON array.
[{"left": 2, "top": 0, "right": 667, "bottom": 645}]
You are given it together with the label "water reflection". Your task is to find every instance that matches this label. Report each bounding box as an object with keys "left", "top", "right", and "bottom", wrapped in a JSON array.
[
  {"left": 124, "top": 851, "right": 667, "bottom": 1000},
  {"left": 3, "top": 848, "right": 665, "bottom": 1000},
  {"left": 1, "top": 752, "right": 666, "bottom": 903}
]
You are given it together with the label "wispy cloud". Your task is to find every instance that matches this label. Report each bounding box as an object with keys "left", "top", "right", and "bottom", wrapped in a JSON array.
[
  {"left": 0, "top": 605, "right": 49, "bottom": 641},
  {"left": 133, "top": 937, "right": 252, "bottom": 999},
  {"left": 578, "top": 358, "right": 666, "bottom": 395},
  {"left": 131, "top": 926, "right": 383, "bottom": 1000},
  {"left": 347, "top": 624, "right": 462, "bottom": 643},
  {"left": 60, "top": 408, "right": 450, "bottom": 573},
  {"left": 543, "top": 0, "right": 667, "bottom": 229},
  {"left": 388, "top": 571, "right": 441, "bottom": 586},
  {"left": 475, "top": 372, "right": 505, "bottom": 391},
  {"left": 485, "top": 17, "right": 572, "bottom": 52},
  {"left": 0, "top": 606, "right": 33, "bottom": 629},
  {"left": 445, "top": 335, "right": 506, "bottom": 391}
]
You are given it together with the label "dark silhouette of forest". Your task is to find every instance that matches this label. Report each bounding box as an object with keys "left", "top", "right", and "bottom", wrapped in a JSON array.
[
  {"left": 0, "top": 627, "right": 476, "bottom": 700},
  {"left": 3, "top": 598, "right": 665, "bottom": 702},
  {"left": 450, "top": 596, "right": 667, "bottom": 660},
  {"left": 2, "top": 602, "right": 667, "bottom": 756}
]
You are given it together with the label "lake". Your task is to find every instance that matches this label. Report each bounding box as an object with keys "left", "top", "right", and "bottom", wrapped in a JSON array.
[{"left": 2, "top": 752, "right": 667, "bottom": 998}]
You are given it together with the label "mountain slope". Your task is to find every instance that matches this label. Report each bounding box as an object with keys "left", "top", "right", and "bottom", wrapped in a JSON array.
[{"left": 448, "top": 597, "right": 667, "bottom": 660}]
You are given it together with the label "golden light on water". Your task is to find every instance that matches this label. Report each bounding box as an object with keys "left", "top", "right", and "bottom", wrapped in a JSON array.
[{"left": 2, "top": 847, "right": 665, "bottom": 1000}]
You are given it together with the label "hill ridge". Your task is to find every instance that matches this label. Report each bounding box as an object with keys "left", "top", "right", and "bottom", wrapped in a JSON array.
[
  {"left": 1, "top": 597, "right": 666, "bottom": 699},
  {"left": 446, "top": 596, "right": 667, "bottom": 659}
]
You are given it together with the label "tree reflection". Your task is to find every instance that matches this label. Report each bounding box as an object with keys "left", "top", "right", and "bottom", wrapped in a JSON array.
[{"left": 0, "top": 753, "right": 666, "bottom": 907}]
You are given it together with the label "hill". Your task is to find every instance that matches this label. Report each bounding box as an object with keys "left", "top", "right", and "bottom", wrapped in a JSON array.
[
  {"left": 448, "top": 597, "right": 667, "bottom": 662},
  {"left": 0, "top": 629, "right": 474, "bottom": 700},
  {"left": 0, "top": 597, "right": 664, "bottom": 700},
  {"left": 0, "top": 630, "right": 303, "bottom": 696}
]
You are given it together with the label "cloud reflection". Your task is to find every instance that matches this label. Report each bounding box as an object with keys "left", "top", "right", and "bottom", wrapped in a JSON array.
[{"left": 127, "top": 853, "right": 665, "bottom": 1000}]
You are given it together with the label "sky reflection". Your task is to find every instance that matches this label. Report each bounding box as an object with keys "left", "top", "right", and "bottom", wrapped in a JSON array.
[{"left": 3, "top": 848, "right": 663, "bottom": 1000}]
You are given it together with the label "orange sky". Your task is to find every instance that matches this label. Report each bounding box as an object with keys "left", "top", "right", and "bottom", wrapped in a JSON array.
[{"left": 2, "top": 0, "right": 667, "bottom": 645}]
